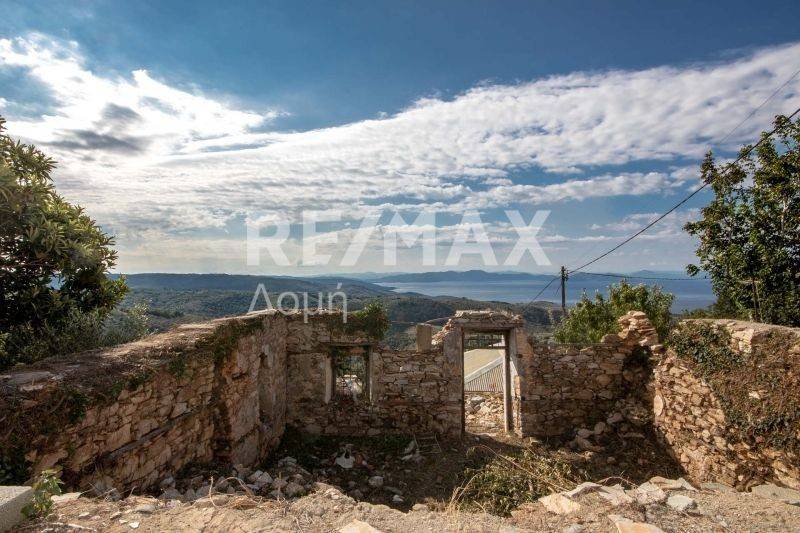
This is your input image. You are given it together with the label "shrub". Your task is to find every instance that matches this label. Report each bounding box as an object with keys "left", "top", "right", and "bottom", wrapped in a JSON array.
[
  {"left": 555, "top": 280, "right": 674, "bottom": 344},
  {"left": 346, "top": 301, "right": 390, "bottom": 340},
  {"left": 0, "top": 305, "right": 150, "bottom": 369},
  {"left": 22, "top": 470, "right": 63, "bottom": 519}
]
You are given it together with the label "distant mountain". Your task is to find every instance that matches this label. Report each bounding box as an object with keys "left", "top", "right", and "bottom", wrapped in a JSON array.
[
  {"left": 116, "top": 273, "right": 564, "bottom": 348},
  {"left": 372, "top": 269, "right": 700, "bottom": 283},
  {"left": 372, "top": 270, "right": 553, "bottom": 283},
  {"left": 115, "top": 273, "right": 393, "bottom": 296}
]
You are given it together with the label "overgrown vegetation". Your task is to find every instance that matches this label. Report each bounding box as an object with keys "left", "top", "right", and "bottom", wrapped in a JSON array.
[
  {"left": 555, "top": 280, "right": 673, "bottom": 344},
  {"left": 344, "top": 301, "right": 390, "bottom": 340},
  {"left": 454, "top": 444, "right": 586, "bottom": 516},
  {"left": 685, "top": 115, "right": 800, "bottom": 326},
  {"left": 22, "top": 469, "right": 63, "bottom": 519},
  {"left": 0, "top": 115, "right": 132, "bottom": 370},
  {"left": 669, "top": 321, "right": 800, "bottom": 453}
]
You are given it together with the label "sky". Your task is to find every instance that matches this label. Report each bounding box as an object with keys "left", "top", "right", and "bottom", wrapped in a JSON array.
[{"left": 1, "top": 0, "right": 799, "bottom": 275}]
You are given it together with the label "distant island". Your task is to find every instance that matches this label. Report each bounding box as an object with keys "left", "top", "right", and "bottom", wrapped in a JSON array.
[{"left": 367, "top": 269, "right": 697, "bottom": 283}]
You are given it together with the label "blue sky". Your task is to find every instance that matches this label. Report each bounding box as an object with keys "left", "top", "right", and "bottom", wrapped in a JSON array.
[{"left": 1, "top": 1, "right": 799, "bottom": 274}]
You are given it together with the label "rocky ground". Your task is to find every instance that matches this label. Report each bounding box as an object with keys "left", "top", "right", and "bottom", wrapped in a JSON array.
[
  {"left": 465, "top": 393, "right": 505, "bottom": 435},
  {"left": 16, "top": 400, "right": 800, "bottom": 531},
  {"left": 21, "top": 475, "right": 800, "bottom": 532}
]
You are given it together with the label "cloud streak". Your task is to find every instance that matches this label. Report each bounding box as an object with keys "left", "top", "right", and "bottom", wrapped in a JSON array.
[{"left": 1, "top": 33, "right": 798, "bottom": 271}]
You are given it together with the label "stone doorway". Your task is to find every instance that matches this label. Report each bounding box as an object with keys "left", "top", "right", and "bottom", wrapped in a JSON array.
[{"left": 462, "top": 330, "right": 511, "bottom": 435}]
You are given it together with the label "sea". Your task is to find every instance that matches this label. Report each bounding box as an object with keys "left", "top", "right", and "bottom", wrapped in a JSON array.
[{"left": 376, "top": 278, "right": 715, "bottom": 313}]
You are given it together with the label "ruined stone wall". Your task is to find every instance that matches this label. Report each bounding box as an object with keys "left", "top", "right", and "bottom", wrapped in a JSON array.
[
  {"left": 0, "top": 312, "right": 287, "bottom": 492},
  {"left": 285, "top": 314, "right": 461, "bottom": 438},
  {"left": 1, "top": 309, "right": 470, "bottom": 492},
  {"left": 515, "top": 311, "right": 661, "bottom": 437},
  {"left": 653, "top": 319, "right": 800, "bottom": 490}
]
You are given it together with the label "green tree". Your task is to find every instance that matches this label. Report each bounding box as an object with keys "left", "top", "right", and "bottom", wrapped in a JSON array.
[
  {"left": 0, "top": 116, "right": 127, "bottom": 369},
  {"left": 685, "top": 115, "right": 800, "bottom": 326},
  {"left": 554, "top": 280, "right": 674, "bottom": 344}
]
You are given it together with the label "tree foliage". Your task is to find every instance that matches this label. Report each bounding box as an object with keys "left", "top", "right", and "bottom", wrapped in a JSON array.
[
  {"left": 0, "top": 115, "right": 128, "bottom": 368},
  {"left": 554, "top": 280, "right": 674, "bottom": 344},
  {"left": 685, "top": 115, "right": 800, "bottom": 326}
]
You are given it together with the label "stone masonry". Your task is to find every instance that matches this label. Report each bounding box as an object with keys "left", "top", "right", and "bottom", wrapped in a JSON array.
[
  {"left": 12, "top": 308, "right": 792, "bottom": 497},
  {"left": 653, "top": 319, "right": 800, "bottom": 490},
  {"left": 285, "top": 313, "right": 462, "bottom": 438},
  {"left": 515, "top": 311, "right": 663, "bottom": 436}
]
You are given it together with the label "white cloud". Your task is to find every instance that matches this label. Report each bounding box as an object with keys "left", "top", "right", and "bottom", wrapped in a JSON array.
[{"left": 1, "top": 33, "right": 798, "bottom": 271}]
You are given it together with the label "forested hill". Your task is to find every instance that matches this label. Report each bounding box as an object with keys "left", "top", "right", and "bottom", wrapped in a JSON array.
[{"left": 114, "top": 273, "right": 391, "bottom": 297}]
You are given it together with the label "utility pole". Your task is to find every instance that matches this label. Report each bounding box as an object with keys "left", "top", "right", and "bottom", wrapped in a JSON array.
[{"left": 560, "top": 266, "right": 567, "bottom": 316}]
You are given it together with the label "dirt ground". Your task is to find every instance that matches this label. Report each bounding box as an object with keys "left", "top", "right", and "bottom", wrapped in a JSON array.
[
  {"left": 21, "top": 477, "right": 800, "bottom": 532},
  {"left": 250, "top": 421, "right": 682, "bottom": 515}
]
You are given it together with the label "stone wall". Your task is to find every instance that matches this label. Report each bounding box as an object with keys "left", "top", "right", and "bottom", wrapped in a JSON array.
[
  {"left": 0, "top": 312, "right": 287, "bottom": 492},
  {"left": 653, "top": 319, "right": 800, "bottom": 490},
  {"left": 285, "top": 314, "right": 461, "bottom": 438},
  {"left": 0, "top": 309, "right": 468, "bottom": 492},
  {"left": 515, "top": 311, "right": 662, "bottom": 437}
]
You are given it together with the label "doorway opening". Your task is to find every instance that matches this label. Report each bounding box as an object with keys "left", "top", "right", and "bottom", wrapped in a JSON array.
[{"left": 462, "top": 330, "right": 512, "bottom": 435}]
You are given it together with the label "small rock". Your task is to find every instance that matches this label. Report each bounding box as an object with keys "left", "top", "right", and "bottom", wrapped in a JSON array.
[
  {"left": 594, "top": 422, "right": 607, "bottom": 435},
  {"left": 247, "top": 470, "right": 264, "bottom": 483},
  {"left": 339, "top": 520, "right": 383, "bottom": 533},
  {"left": 133, "top": 503, "right": 157, "bottom": 514},
  {"left": 577, "top": 428, "right": 594, "bottom": 439},
  {"left": 411, "top": 503, "right": 429, "bottom": 512},
  {"left": 392, "top": 494, "right": 404, "bottom": 503},
  {"left": 613, "top": 521, "right": 664, "bottom": 533},
  {"left": 51, "top": 492, "right": 82, "bottom": 503},
  {"left": 159, "top": 476, "right": 175, "bottom": 489},
  {"left": 368, "top": 475, "right": 384, "bottom": 488},
  {"left": 78, "top": 512, "right": 91, "bottom": 519},
  {"left": 666, "top": 494, "right": 696, "bottom": 512},
  {"left": 607, "top": 514, "right": 630, "bottom": 524},
  {"left": 539, "top": 493, "right": 581, "bottom": 515},
  {"left": 750, "top": 483, "right": 800, "bottom": 505},
  {"left": 284, "top": 481, "right": 305, "bottom": 498},
  {"left": 598, "top": 485, "right": 634, "bottom": 506},
  {"left": 607, "top": 412, "right": 624, "bottom": 424},
  {"left": 648, "top": 476, "right": 697, "bottom": 491},
  {"left": 184, "top": 488, "right": 197, "bottom": 501},
  {"left": 403, "top": 440, "right": 416, "bottom": 454},
  {"left": 701, "top": 482, "right": 736, "bottom": 494},
  {"left": 335, "top": 451, "right": 355, "bottom": 469},
  {"left": 128, "top": 522, "right": 139, "bottom": 530},
  {"left": 631, "top": 482, "right": 666, "bottom": 505},
  {"left": 272, "top": 477, "right": 288, "bottom": 490},
  {"left": 563, "top": 525, "right": 585, "bottom": 533}
]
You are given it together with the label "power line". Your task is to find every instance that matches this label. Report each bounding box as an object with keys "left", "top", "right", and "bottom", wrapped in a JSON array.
[
  {"left": 717, "top": 67, "right": 800, "bottom": 145},
  {"left": 568, "top": 105, "right": 800, "bottom": 275},
  {"left": 531, "top": 276, "right": 558, "bottom": 301}
]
